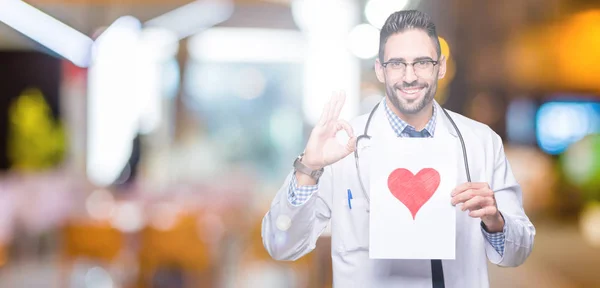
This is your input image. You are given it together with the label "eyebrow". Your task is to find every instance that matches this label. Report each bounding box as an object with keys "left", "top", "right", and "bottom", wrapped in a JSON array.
[{"left": 386, "top": 56, "right": 435, "bottom": 62}]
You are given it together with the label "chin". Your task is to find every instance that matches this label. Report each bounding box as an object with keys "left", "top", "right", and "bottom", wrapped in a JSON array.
[
  {"left": 395, "top": 97, "right": 425, "bottom": 114},
  {"left": 399, "top": 104, "right": 425, "bottom": 114}
]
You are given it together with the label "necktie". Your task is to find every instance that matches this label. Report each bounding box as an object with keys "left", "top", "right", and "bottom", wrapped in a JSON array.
[
  {"left": 405, "top": 128, "right": 428, "bottom": 138},
  {"left": 404, "top": 127, "right": 445, "bottom": 288}
]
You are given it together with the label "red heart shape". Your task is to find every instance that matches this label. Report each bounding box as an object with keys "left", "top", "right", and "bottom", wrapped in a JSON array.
[{"left": 387, "top": 168, "right": 441, "bottom": 220}]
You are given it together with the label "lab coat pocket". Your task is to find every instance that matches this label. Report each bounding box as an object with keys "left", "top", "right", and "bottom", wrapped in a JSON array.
[{"left": 338, "top": 198, "right": 370, "bottom": 253}]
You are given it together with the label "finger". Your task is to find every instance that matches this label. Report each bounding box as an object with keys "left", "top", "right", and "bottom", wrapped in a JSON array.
[
  {"left": 326, "top": 91, "right": 339, "bottom": 124},
  {"left": 451, "top": 187, "right": 494, "bottom": 206},
  {"left": 317, "top": 100, "right": 332, "bottom": 126},
  {"left": 451, "top": 182, "right": 489, "bottom": 196},
  {"left": 336, "top": 119, "right": 355, "bottom": 138},
  {"left": 469, "top": 205, "right": 497, "bottom": 218},
  {"left": 332, "top": 90, "right": 346, "bottom": 119},
  {"left": 461, "top": 195, "right": 487, "bottom": 211},
  {"left": 451, "top": 189, "right": 475, "bottom": 206}
]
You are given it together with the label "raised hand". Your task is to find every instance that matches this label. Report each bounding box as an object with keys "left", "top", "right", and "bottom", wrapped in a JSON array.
[{"left": 301, "top": 91, "right": 356, "bottom": 170}]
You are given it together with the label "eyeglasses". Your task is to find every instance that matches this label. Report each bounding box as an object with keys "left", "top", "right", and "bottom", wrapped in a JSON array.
[{"left": 381, "top": 59, "right": 439, "bottom": 78}]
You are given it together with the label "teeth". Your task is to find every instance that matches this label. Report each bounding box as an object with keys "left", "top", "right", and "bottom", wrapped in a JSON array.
[{"left": 400, "top": 87, "right": 423, "bottom": 94}]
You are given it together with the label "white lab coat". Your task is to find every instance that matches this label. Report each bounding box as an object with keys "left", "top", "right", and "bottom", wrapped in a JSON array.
[{"left": 262, "top": 100, "right": 535, "bottom": 288}]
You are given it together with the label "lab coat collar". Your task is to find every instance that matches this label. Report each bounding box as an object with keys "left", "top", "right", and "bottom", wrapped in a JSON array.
[
  {"left": 433, "top": 100, "right": 459, "bottom": 138},
  {"left": 373, "top": 99, "right": 459, "bottom": 139}
]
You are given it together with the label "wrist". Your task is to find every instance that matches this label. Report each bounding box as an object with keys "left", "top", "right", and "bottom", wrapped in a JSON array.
[
  {"left": 295, "top": 171, "right": 318, "bottom": 186},
  {"left": 301, "top": 159, "right": 322, "bottom": 171},
  {"left": 482, "top": 212, "right": 505, "bottom": 233},
  {"left": 293, "top": 153, "right": 324, "bottom": 183},
  {"left": 300, "top": 152, "right": 323, "bottom": 170}
]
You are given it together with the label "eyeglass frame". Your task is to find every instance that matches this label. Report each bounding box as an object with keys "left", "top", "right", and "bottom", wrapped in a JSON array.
[{"left": 380, "top": 58, "right": 440, "bottom": 78}]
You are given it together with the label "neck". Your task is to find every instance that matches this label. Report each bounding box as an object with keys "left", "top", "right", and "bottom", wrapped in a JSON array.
[{"left": 386, "top": 98, "right": 434, "bottom": 131}]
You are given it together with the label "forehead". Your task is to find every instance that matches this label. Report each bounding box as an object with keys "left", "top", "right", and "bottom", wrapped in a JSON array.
[{"left": 383, "top": 29, "right": 437, "bottom": 61}]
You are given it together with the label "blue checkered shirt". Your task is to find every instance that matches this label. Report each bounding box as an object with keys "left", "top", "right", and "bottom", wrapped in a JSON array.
[{"left": 288, "top": 99, "right": 505, "bottom": 256}]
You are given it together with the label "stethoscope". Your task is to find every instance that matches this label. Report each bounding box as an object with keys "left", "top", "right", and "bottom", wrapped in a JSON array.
[{"left": 353, "top": 101, "right": 472, "bottom": 204}]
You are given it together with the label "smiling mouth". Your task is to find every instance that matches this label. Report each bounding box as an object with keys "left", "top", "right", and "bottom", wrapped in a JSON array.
[
  {"left": 399, "top": 86, "right": 425, "bottom": 95},
  {"left": 397, "top": 85, "right": 426, "bottom": 99}
]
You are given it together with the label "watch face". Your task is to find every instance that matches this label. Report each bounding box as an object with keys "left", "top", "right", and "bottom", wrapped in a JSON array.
[{"left": 312, "top": 169, "right": 323, "bottom": 178}]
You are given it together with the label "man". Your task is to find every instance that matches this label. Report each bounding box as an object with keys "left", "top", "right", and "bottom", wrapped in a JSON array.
[{"left": 262, "top": 10, "right": 535, "bottom": 287}]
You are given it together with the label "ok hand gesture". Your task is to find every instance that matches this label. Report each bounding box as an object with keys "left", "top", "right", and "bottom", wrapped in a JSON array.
[{"left": 301, "top": 91, "right": 356, "bottom": 170}]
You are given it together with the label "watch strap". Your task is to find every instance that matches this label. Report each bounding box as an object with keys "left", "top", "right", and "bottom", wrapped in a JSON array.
[{"left": 293, "top": 155, "right": 324, "bottom": 181}]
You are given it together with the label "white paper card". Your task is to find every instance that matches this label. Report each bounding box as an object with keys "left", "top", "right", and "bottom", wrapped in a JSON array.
[{"left": 369, "top": 136, "right": 457, "bottom": 259}]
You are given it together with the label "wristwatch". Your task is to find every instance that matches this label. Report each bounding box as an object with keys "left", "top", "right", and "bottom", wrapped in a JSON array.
[{"left": 293, "top": 153, "right": 324, "bottom": 181}]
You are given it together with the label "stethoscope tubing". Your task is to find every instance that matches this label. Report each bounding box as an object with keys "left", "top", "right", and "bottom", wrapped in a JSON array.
[{"left": 353, "top": 102, "right": 472, "bottom": 207}]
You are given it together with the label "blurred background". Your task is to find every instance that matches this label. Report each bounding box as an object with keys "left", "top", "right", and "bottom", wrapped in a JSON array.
[{"left": 0, "top": 0, "right": 599, "bottom": 287}]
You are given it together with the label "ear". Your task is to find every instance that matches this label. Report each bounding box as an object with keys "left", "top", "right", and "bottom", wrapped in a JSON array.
[
  {"left": 375, "top": 58, "right": 385, "bottom": 83},
  {"left": 437, "top": 54, "right": 447, "bottom": 80}
]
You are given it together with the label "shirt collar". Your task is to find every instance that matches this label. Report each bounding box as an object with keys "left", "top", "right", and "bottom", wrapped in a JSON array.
[{"left": 383, "top": 98, "right": 437, "bottom": 137}]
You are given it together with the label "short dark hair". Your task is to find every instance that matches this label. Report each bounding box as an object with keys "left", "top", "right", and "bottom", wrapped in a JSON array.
[{"left": 378, "top": 10, "right": 441, "bottom": 62}]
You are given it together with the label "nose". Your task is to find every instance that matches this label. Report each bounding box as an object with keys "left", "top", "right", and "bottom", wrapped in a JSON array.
[{"left": 403, "top": 64, "right": 418, "bottom": 83}]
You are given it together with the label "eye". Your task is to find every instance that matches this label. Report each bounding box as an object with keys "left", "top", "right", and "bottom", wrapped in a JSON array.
[
  {"left": 389, "top": 62, "right": 403, "bottom": 68},
  {"left": 415, "top": 61, "right": 429, "bottom": 68}
]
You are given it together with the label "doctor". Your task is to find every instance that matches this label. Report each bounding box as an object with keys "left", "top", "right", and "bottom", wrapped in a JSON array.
[{"left": 262, "top": 10, "right": 535, "bottom": 288}]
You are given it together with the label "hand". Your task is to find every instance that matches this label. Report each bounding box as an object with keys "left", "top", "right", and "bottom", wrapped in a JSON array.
[
  {"left": 451, "top": 182, "right": 504, "bottom": 232},
  {"left": 302, "top": 91, "right": 356, "bottom": 170}
]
